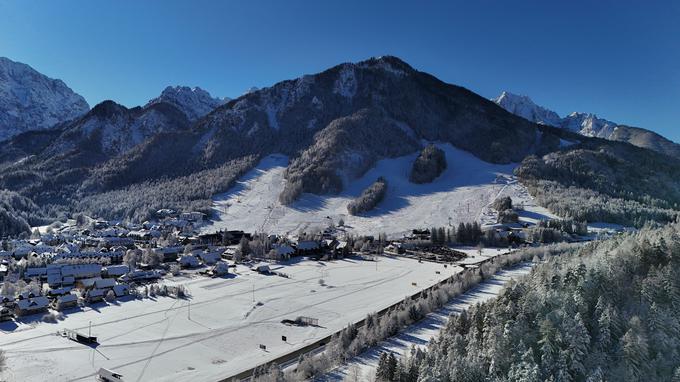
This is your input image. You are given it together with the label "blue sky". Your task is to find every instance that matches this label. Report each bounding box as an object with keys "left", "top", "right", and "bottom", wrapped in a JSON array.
[{"left": 1, "top": 0, "right": 678, "bottom": 141}]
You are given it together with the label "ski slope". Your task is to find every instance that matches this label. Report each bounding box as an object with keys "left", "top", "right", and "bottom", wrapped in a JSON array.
[
  {"left": 0, "top": 256, "right": 459, "bottom": 382},
  {"left": 203, "top": 144, "right": 553, "bottom": 238}
]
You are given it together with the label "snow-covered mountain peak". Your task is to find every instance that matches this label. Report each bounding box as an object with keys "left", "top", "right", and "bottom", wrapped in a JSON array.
[
  {"left": 0, "top": 56, "right": 90, "bottom": 141},
  {"left": 494, "top": 91, "right": 621, "bottom": 139},
  {"left": 492, "top": 91, "right": 562, "bottom": 127},
  {"left": 146, "top": 85, "right": 227, "bottom": 121}
]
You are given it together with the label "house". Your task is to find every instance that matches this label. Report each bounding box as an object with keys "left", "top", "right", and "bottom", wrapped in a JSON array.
[
  {"left": 84, "top": 289, "right": 105, "bottom": 304},
  {"left": 24, "top": 267, "right": 47, "bottom": 280},
  {"left": 251, "top": 262, "right": 271, "bottom": 274},
  {"left": 61, "top": 264, "right": 102, "bottom": 279},
  {"left": 296, "top": 240, "right": 320, "bottom": 255},
  {"left": 94, "top": 278, "right": 116, "bottom": 290},
  {"left": 103, "top": 265, "right": 129, "bottom": 278},
  {"left": 152, "top": 246, "right": 182, "bottom": 262},
  {"left": 179, "top": 211, "right": 205, "bottom": 222},
  {"left": 334, "top": 241, "right": 350, "bottom": 257},
  {"left": 14, "top": 296, "right": 49, "bottom": 316},
  {"left": 210, "top": 262, "right": 230, "bottom": 277},
  {"left": 62, "top": 275, "right": 75, "bottom": 286},
  {"left": 272, "top": 245, "right": 295, "bottom": 260},
  {"left": 197, "top": 251, "right": 221, "bottom": 265},
  {"left": 119, "top": 270, "right": 161, "bottom": 282},
  {"left": 76, "top": 277, "right": 102, "bottom": 290},
  {"left": 113, "top": 284, "right": 129, "bottom": 297},
  {"left": 52, "top": 294, "right": 78, "bottom": 311},
  {"left": 179, "top": 255, "right": 200, "bottom": 268},
  {"left": 47, "top": 287, "right": 72, "bottom": 297}
]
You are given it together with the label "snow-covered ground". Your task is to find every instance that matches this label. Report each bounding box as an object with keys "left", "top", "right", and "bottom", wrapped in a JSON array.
[
  {"left": 320, "top": 263, "right": 534, "bottom": 381},
  {"left": 202, "top": 144, "right": 554, "bottom": 238},
  {"left": 0, "top": 256, "right": 461, "bottom": 382}
]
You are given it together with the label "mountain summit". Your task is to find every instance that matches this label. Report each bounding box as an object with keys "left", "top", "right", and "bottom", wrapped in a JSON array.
[
  {"left": 0, "top": 57, "right": 90, "bottom": 141},
  {"left": 146, "top": 85, "right": 228, "bottom": 121},
  {"left": 494, "top": 91, "right": 680, "bottom": 158}
]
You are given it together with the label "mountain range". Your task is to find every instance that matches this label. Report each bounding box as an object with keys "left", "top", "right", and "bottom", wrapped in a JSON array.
[
  {"left": 0, "top": 57, "right": 90, "bottom": 141},
  {"left": 1, "top": 55, "right": 679, "bottom": 234},
  {"left": 493, "top": 91, "right": 680, "bottom": 158}
]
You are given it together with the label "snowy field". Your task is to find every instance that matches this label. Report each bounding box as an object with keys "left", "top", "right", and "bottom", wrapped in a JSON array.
[
  {"left": 0, "top": 256, "right": 459, "bottom": 382},
  {"left": 321, "top": 263, "right": 535, "bottom": 381},
  {"left": 202, "top": 144, "right": 554, "bottom": 238}
]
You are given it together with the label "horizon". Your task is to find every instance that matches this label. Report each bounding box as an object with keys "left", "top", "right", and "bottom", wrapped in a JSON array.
[{"left": 1, "top": 0, "right": 678, "bottom": 141}]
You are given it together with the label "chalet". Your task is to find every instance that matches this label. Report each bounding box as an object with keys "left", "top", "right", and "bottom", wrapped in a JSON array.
[
  {"left": 156, "top": 208, "right": 177, "bottom": 218},
  {"left": 93, "top": 220, "right": 109, "bottom": 230},
  {"left": 119, "top": 270, "right": 161, "bottom": 282},
  {"left": 210, "top": 262, "right": 230, "bottom": 277},
  {"left": 411, "top": 229, "right": 431, "bottom": 241},
  {"left": 152, "top": 246, "right": 182, "bottom": 262},
  {"left": 14, "top": 296, "right": 49, "bottom": 316},
  {"left": 103, "top": 265, "right": 129, "bottom": 278},
  {"left": 94, "top": 278, "right": 116, "bottom": 290},
  {"left": 196, "top": 251, "right": 221, "bottom": 265},
  {"left": 62, "top": 264, "right": 102, "bottom": 280},
  {"left": 24, "top": 267, "right": 47, "bottom": 280},
  {"left": 180, "top": 211, "right": 206, "bottom": 222},
  {"left": 334, "top": 241, "right": 350, "bottom": 257},
  {"left": 76, "top": 277, "right": 101, "bottom": 289},
  {"left": 179, "top": 255, "right": 200, "bottom": 268},
  {"left": 113, "top": 284, "right": 129, "bottom": 297},
  {"left": 84, "top": 289, "right": 105, "bottom": 304},
  {"left": 296, "top": 240, "right": 320, "bottom": 255},
  {"left": 47, "top": 287, "right": 72, "bottom": 297},
  {"left": 251, "top": 262, "right": 271, "bottom": 274},
  {"left": 52, "top": 294, "right": 78, "bottom": 311},
  {"left": 272, "top": 245, "right": 295, "bottom": 260},
  {"left": 62, "top": 275, "right": 75, "bottom": 286}
]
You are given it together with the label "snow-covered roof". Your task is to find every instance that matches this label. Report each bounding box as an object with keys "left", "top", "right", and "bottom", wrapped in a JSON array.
[{"left": 16, "top": 296, "right": 49, "bottom": 311}]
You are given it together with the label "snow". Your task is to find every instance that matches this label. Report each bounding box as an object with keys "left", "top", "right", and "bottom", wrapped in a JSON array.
[
  {"left": 0, "top": 57, "right": 89, "bottom": 141},
  {"left": 146, "top": 86, "right": 226, "bottom": 121},
  {"left": 203, "top": 144, "right": 551, "bottom": 238},
  {"left": 493, "top": 91, "right": 562, "bottom": 127},
  {"left": 493, "top": 90, "right": 622, "bottom": 140},
  {"left": 0, "top": 256, "right": 459, "bottom": 382},
  {"left": 333, "top": 64, "right": 357, "bottom": 98},
  {"left": 321, "top": 263, "right": 534, "bottom": 381}
]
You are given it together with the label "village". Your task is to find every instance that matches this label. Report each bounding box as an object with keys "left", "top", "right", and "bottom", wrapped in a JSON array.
[
  {"left": 0, "top": 195, "right": 604, "bottom": 325},
  {"left": 0, "top": 202, "right": 612, "bottom": 381}
]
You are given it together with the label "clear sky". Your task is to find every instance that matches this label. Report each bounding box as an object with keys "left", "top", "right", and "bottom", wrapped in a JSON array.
[{"left": 1, "top": 0, "right": 678, "bottom": 141}]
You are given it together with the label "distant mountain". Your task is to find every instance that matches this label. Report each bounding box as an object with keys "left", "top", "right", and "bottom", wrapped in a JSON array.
[
  {"left": 146, "top": 86, "right": 228, "bottom": 121},
  {"left": 0, "top": 57, "right": 89, "bottom": 141},
  {"left": 493, "top": 91, "right": 680, "bottom": 158},
  {"left": 493, "top": 91, "right": 561, "bottom": 127}
]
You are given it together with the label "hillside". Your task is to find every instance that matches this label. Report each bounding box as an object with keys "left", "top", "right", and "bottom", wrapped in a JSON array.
[{"left": 411, "top": 224, "right": 680, "bottom": 382}]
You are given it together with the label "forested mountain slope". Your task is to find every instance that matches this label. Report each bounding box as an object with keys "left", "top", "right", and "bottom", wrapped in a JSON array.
[{"left": 408, "top": 223, "right": 680, "bottom": 382}]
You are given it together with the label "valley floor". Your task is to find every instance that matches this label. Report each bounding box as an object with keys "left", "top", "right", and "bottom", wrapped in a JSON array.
[{"left": 0, "top": 255, "right": 492, "bottom": 382}]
